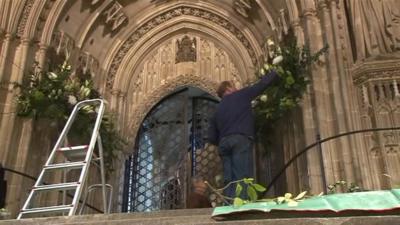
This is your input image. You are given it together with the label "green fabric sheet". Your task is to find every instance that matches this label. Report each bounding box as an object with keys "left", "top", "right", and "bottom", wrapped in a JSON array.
[{"left": 212, "top": 189, "right": 400, "bottom": 218}]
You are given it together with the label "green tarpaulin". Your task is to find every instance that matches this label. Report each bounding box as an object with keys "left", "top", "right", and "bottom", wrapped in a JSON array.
[{"left": 212, "top": 189, "right": 400, "bottom": 219}]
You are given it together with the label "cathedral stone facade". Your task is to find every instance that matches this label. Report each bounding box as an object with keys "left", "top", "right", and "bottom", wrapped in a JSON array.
[{"left": 0, "top": 0, "right": 399, "bottom": 217}]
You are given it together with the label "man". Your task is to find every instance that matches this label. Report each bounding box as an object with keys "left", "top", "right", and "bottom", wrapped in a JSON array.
[{"left": 207, "top": 70, "right": 279, "bottom": 199}]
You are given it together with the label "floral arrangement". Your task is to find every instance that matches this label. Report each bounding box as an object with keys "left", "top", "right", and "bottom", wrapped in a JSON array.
[
  {"left": 15, "top": 60, "right": 125, "bottom": 173},
  {"left": 252, "top": 34, "right": 328, "bottom": 147}
]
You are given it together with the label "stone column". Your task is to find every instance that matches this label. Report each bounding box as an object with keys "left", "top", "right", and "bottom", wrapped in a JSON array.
[
  {"left": 320, "top": 0, "right": 358, "bottom": 185},
  {"left": 334, "top": 0, "right": 377, "bottom": 190},
  {"left": 0, "top": 38, "right": 32, "bottom": 216},
  {"left": 7, "top": 43, "right": 49, "bottom": 216},
  {"left": 0, "top": 37, "right": 30, "bottom": 165},
  {"left": 0, "top": 33, "right": 14, "bottom": 83},
  {"left": 300, "top": 0, "right": 341, "bottom": 193}
]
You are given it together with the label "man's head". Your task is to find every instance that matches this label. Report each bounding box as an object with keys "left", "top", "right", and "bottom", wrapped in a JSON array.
[{"left": 217, "top": 81, "right": 237, "bottom": 98}]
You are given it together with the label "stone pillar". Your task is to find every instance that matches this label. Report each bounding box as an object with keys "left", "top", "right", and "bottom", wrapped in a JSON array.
[
  {"left": 0, "top": 38, "right": 32, "bottom": 216},
  {"left": 320, "top": 0, "right": 358, "bottom": 185},
  {"left": 300, "top": 0, "right": 341, "bottom": 193},
  {"left": 6, "top": 43, "right": 49, "bottom": 216},
  {"left": 334, "top": 0, "right": 377, "bottom": 190},
  {"left": 0, "top": 33, "right": 13, "bottom": 83},
  {"left": 0, "top": 38, "right": 30, "bottom": 165}
]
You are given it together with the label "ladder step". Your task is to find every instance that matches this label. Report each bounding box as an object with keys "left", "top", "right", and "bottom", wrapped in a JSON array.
[
  {"left": 44, "top": 161, "right": 86, "bottom": 170},
  {"left": 58, "top": 145, "right": 89, "bottom": 159},
  {"left": 33, "top": 182, "right": 79, "bottom": 191},
  {"left": 20, "top": 205, "right": 73, "bottom": 215},
  {"left": 58, "top": 145, "right": 88, "bottom": 151}
]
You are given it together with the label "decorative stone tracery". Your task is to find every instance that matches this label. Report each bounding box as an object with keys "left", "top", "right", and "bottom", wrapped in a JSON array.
[{"left": 106, "top": 6, "right": 258, "bottom": 89}]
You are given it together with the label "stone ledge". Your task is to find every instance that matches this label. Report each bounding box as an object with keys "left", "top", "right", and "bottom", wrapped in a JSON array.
[{"left": 0, "top": 209, "right": 399, "bottom": 225}]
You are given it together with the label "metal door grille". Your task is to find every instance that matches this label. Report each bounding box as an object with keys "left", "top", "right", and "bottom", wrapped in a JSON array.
[{"left": 123, "top": 91, "right": 221, "bottom": 212}]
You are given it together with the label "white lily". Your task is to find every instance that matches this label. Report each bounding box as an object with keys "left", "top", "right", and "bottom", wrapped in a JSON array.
[
  {"left": 251, "top": 100, "right": 258, "bottom": 107},
  {"left": 68, "top": 95, "right": 77, "bottom": 105},
  {"left": 48, "top": 72, "right": 57, "bottom": 80},
  {"left": 267, "top": 38, "right": 274, "bottom": 46},
  {"left": 260, "top": 94, "right": 268, "bottom": 102},
  {"left": 272, "top": 55, "right": 283, "bottom": 65}
]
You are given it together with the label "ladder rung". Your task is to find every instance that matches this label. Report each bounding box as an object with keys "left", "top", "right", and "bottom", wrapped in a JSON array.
[
  {"left": 58, "top": 145, "right": 89, "bottom": 159},
  {"left": 58, "top": 145, "right": 88, "bottom": 151},
  {"left": 20, "top": 205, "right": 73, "bottom": 214},
  {"left": 44, "top": 161, "right": 86, "bottom": 170},
  {"left": 33, "top": 182, "right": 79, "bottom": 191}
]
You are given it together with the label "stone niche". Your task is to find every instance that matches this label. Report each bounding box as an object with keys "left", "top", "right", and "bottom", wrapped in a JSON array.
[{"left": 353, "top": 59, "right": 400, "bottom": 188}]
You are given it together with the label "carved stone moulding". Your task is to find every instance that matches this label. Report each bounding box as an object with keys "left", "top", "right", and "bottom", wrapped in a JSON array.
[
  {"left": 106, "top": 5, "right": 258, "bottom": 89},
  {"left": 352, "top": 59, "right": 400, "bottom": 85}
]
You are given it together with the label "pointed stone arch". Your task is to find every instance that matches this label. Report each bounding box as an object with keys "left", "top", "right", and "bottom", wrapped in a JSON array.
[{"left": 124, "top": 73, "right": 218, "bottom": 148}]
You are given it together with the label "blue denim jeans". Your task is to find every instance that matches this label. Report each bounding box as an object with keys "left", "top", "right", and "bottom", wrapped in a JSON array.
[{"left": 218, "top": 134, "right": 254, "bottom": 200}]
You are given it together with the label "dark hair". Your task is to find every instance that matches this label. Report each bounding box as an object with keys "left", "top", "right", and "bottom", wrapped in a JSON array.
[{"left": 217, "top": 81, "right": 233, "bottom": 98}]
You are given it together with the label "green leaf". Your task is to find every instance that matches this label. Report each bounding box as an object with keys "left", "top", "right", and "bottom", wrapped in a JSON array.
[
  {"left": 247, "top": 186, "right": 257, "bottom": 201},
  {"left": 235, "top": 183, "right": 243, "bottom": 197},
  {"left": 243, "top": 178, "right": 254, "bottom": 184},
  {"left": 252, "top": 183, "right": 266, "bottom": 192},
  {"left": 233, "top": 197, "right": 244, "bottom": 207}
]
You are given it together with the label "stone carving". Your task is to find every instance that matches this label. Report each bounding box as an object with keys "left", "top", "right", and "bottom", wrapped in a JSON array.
[
  {"left": 176, "top": 35, "right": 197, "bottom": 63},
  {"left": 16, "top": 0, "right": 34, "bottom": 37},
  {"left": 233, "top": 0, "right": 252, "bottom": 18},
  {"left": 103, "top": 1, "right": 128, "bottom": 31},
  {"left": 76, "top": 51, "right": 99, "bottom": 80},
  {"left": 50, "top": 31, "right": 75, "bottom": 55},
  {"left": 106, "top": 6, "right": 257, "bottom": 89},
  {"left": 347, "top": 0, "right": 400, "bottom": 60}
]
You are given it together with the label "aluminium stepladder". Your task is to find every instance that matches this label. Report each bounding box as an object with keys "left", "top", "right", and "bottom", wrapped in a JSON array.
[{"left": 18, "top": 99, "right": 109, "bottom": 219}]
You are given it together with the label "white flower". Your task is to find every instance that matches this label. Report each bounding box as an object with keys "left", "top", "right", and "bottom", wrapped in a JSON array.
[
  {"left": 272, "top": 55, "right": 283, "bottom": 65},
  {"left": 68, "top": 95, "right": 77, "bottom": 105},
  {"left": 260, "top": 94, "right": 268, "bottom": 102},
  {"left": 251, "top": 100, "right": 258, "bottom": 107},
  {"left": 259, "top": 68, "right": 266, "bottom": 75},
  {"left": 48, "top": 72, "right": 57, "bottom": 80},
  {"left": 263, "top": 63, "right": 270, "bottom": 71},
  {"left": 267, "top": 38, "right": 274, "bottom": 46}
]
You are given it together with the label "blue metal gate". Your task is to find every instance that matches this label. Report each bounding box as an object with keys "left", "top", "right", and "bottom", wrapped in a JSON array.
[{"left": 122, "top": 89, "right": 221, "bottom": 212}]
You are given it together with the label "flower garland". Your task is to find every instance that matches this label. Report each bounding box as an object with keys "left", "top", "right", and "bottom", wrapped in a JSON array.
[
  {"left": 15, "top": 60, "right": 125, "bottom": 173},
  {"left": 252, "top": 35, "right": 328, "bottom": 147}
]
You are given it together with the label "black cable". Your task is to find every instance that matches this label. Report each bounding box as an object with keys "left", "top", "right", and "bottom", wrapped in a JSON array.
[
  {"left": 264, "top": 126, "right": 400, "bottom": 194},
  {"left": 2, "top": 167, "right": 103, "bottom": 213}
]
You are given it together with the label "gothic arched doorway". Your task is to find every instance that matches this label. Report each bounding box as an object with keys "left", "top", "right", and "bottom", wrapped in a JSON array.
[{"left": 122, "top": 87, "right": 222, "bottom": 212}]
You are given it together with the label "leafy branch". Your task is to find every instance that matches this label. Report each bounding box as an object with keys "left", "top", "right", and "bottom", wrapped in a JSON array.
[{"left": 205, "top": 178, "right": 308, "bottom": 208}]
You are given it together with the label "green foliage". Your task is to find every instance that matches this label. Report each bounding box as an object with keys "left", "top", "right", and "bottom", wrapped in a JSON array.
[
  {"left": 15, "top": 60, "right": 125, "bottom": 173},
  {"left": 232, "top": 178, "right": 266, "bottom": 207},
  {"left": 252, "top": 34, "right": 329, "bottom": 150},
  {"left": 206, "top": 177, "right": 308, "bottom": 208},
  {"left": 327, "top": 180, "right": 363, "bottom": 194}
]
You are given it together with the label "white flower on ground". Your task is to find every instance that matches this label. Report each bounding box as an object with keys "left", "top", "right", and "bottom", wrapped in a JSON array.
[
  {"left": 68, "top": 95, "right": 77, "bottom": 105},
  {"left": 260, "top": 94, "right": 268, "bottom": 102},
  {"left": 272, "top": 55, "right": 283, "bottom": 65}
]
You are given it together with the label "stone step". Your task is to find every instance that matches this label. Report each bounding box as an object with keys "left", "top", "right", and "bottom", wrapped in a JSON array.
[{"left": 0, "top": 209, "right": 400, "bottom": 225}]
